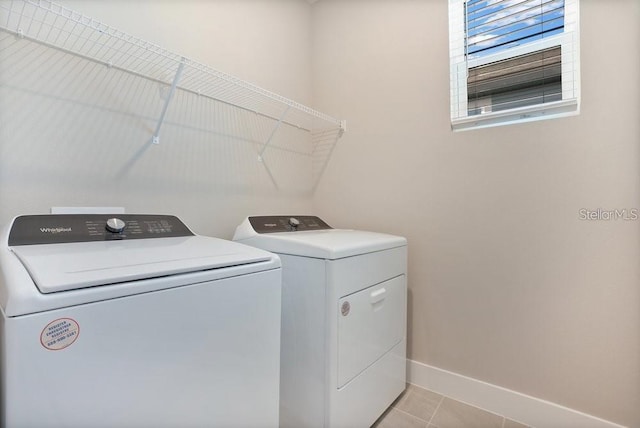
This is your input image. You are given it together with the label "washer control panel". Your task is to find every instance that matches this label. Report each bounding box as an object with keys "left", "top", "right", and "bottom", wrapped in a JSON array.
[
  {"left": 249, "top": 216, "right": 332, "bottom": 233},
  {"left": 9, "top": 214, "right": 193, "bottom": 246}
]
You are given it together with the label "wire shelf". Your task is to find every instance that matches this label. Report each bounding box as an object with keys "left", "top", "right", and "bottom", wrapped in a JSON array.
[{"left": 0, "top": 0, "right": 345, "bottom": 137}]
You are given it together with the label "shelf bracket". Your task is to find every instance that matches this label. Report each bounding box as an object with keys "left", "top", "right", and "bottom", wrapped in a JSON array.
[
  {"left": 312, "top": 130, "right": 342, "bottom": 192},
  {"left": 258, "top": 105, "right": 291, "bottom": 161},
  {"left": 152, "top": 58, "right": 186, "bottom": 144}
]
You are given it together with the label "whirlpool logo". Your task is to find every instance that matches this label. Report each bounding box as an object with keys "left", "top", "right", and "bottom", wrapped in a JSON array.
[{"left": 40, "top": 227, "right": 72, "bottom": 234}]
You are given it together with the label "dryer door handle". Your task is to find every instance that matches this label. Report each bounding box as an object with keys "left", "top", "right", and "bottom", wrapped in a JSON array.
[{"left": 370, "top": 287, "right": 387, "bottom": 304}]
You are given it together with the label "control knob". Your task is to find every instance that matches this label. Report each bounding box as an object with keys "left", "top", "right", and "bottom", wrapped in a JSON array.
[
  {"left": 106, "top": 217, "right": 126, "bottom": 233},
  {"left": 288, "top": 217, "right": 300, "bottom": 229}
]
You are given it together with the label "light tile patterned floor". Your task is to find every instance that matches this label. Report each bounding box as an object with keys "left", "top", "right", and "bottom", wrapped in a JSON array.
[{"left": 372, "top": 384, "right": 532, "bottom": 428}]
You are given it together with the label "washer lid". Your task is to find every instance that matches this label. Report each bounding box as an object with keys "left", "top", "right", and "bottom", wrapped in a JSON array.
[
  {"left": 236, "top": 229, "right": 406, "bottom": 259},
  {"left": 11, "top": 235, "right": 272, "bottom": 294}
]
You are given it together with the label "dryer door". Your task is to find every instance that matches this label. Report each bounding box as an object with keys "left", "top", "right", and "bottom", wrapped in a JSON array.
[{"left": 337, "top": 275, "right": 406, "bottom": 388}]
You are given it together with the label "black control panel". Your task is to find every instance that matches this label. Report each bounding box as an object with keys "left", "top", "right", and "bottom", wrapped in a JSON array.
[
  {"left": 8, "top": 214, "right": 194, "bottom": 246},
  {"left": 249, "top": 216, "right": 332, "bottom": 233}
]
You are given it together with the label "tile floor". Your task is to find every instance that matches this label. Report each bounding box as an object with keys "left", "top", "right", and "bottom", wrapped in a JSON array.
[{"left": 373, "top": 384, "right": 532, "bottom": 428}]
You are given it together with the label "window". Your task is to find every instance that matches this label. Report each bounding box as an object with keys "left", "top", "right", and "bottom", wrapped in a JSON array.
[{"left": 448, "top": 0, "right": 580, "bottom": 130}]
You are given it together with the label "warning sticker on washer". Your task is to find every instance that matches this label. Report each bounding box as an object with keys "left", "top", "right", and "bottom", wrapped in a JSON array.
[{"left": 40, "top": 318, "right": 80, "bottom": 351}]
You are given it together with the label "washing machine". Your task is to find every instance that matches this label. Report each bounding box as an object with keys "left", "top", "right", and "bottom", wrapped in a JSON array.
[
  {"left": 233, "top": 215, "right": 407, "bottom": 428},
  {"left": 0, "top": 213, "right": 282, "bottom": 428}
]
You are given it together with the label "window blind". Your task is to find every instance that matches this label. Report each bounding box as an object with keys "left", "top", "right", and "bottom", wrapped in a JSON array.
[
  {"left": 449, "top": 0, "right": 580, "bottom": 130},
  {"left": 466, "top": 0, "right": 565, "bottom": 58}
]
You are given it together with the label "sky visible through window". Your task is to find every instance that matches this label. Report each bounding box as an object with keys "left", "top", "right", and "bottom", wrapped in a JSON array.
[{"left": 466, "top": 0, "right": 565, "bottom": 59}]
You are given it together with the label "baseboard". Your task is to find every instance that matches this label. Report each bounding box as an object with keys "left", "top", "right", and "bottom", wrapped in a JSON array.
[{"left": 407, "top": 359, "right": 626, "bottom": 428}]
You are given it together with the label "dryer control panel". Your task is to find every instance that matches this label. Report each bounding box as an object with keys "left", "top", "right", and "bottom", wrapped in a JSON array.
[
  {"left": 8, "top": 214, "right": 193, "bottom": 246},
  {"left": 249, "top": 216, "right": 332, "bottom": 233}
]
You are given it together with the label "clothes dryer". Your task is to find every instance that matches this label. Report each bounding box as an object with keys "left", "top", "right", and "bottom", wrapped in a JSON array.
[{"left": 234, "top": 215, "right": 407, "bottom": 428}]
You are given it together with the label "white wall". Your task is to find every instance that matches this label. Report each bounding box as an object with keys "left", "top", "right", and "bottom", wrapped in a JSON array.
[
  {"left": 0, "top": 0, "right": 315, "bottom": 238},
  {"left": 311, "top": 1, "right": 639, "bottom": 427}
]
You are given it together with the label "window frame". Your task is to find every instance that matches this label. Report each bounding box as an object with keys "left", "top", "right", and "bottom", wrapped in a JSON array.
[{"left": 449, "top": 0, "right": 580, "bottom": 131}]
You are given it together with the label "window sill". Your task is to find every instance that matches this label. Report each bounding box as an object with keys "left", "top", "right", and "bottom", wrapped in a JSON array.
[{"left": 451, "top": 99, "right": 579, "bottom": 132}]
